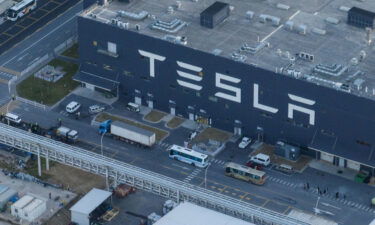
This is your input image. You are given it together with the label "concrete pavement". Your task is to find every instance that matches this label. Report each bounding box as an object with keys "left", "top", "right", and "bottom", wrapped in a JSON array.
[{"left": 7, "top": 95, "right": 375, "bottom": 225}]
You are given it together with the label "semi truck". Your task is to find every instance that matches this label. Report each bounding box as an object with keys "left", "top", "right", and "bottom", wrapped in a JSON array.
[
  {"left": 56, "top": 126, "right": 78, "bottom": 143},
  {"left": 99, "top": 120, "right": 156, "bottom": 147}
]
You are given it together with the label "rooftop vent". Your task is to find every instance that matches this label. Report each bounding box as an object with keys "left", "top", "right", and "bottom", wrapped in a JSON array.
[
  {"left": 366, "top": 28, "right": 372, "bottom": 45},
  {"left": 259, "top": 14, "right": 281, "bottom": 26},
  {"left": 231, "top": 52, "right": 247, "bottom": 62},
  {"left": 200, "top": 1, "right": 229, "bottom": 29},
  {"left": 167, "top": 6, "right": 174, "bottom": 14},
  {"left": 297, "top": 52, "right": 314, "bottom": 62},
  {"left": 240, "top": 42, "right": 269, "bottom": 54},
  {"left": 118, "top": 10, "right": 149, "bottom": 20},
  {"left": 325, "top": 17, "right": 340, "bottom": 25},
  {"left": 312, "top": 27, "right": 326, "bottom": 35},
  {"left": 163, "top": 35, "right": 187, "bottom": 45},
  {"left": 313, "top": 64, "right": 348, "bottom": 77},
  {"left": 276, "top": 3, "right": 290, "bottom": 10},
  {"left": 246, "top": 11, "right": 254, "bottom": 20},
  {"left": 150, "top": 19, "right": 187, "bottom": 33}
]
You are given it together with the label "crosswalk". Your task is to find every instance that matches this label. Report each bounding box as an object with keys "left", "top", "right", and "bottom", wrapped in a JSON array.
[
  {"left": 267, "top": 175, "right": 299, "bottom": 188},
  {"left": 209, "top": 158, "right": 227, "bottom": 167},
  {"left": 183, "top": 168, "right": 202, "bottom": 183},
  {"left": 59, "top": 110, "right": 69, "bottom": 117},
  {"left": 0, "top": 71, "right": 14, "bottom": 81},
  {"left": 306, "top": 188, "right": 375, "bottom": 213},
  {"left": 159, "top": 142, "right": 171, "bottom": 150}
]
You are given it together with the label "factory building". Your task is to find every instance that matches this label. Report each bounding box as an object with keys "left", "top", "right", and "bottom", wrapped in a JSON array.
[{"left": 77, "top": 0, "right": 375, "bottom": 173}]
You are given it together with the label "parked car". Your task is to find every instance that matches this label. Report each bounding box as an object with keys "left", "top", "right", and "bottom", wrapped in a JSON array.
[
  {"left": 249, "top": 153, "right": 271, "bottom": 166},
  {"left": 66, "top": 101, "right": 81, "bottom": 113},
  {"left": 238, "top": 137, "right": 252, "bottom": 149},
  {"left": 245, "top": 160, "right": 263, "bottom": 170},
  {"left": 126, "top": 102, "right": 140, "bottom": 112},
  {"left": 274, "top": 164, "right": 294, "bottom": 174},
  {"left": 88, "top": 105, "right": 105, "bottom": 114}
]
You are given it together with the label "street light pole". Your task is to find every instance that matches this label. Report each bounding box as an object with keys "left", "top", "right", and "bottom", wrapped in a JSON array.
[
  {"left": 204, "top": 163, "right": 211, "bottom": 189},
  {"left": 100, "top": 131, "right": 108, "bottom": 190},
  {"left": 100, "top": 132, "right": 105, "bottom": 156}
]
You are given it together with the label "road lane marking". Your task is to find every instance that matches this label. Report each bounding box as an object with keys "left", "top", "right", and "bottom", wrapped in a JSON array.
[{"left": 1, "top": 2, "right": 80, "bottom": 66}]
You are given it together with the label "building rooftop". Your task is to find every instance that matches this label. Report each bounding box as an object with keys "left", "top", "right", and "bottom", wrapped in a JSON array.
[
  {"left": 154, "top": 202, "right": 254, "bottom": 225},
  {"left": 70, "top": 188, "right": 111, "bottom": 215},
  {"left": 81, "top": 0, "right": 375, "bottom": 99}
]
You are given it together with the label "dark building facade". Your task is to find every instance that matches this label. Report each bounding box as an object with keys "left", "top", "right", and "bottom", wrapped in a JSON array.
[
  {"left": 347, "top": 7, "right": 375, "bottom": 29},
  {"left": 77, "top": 14, "right": 375, "bottom": 172}
]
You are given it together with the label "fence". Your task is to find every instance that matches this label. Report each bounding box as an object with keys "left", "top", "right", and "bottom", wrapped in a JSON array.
[{"left": 15, "top": 97, "right": 50, "bottom": 111}]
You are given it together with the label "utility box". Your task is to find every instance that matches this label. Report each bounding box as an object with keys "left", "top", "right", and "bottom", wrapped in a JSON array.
[
  {"left": 347, "top": 7, "right": 375, "bottom": 29},
  {"left": 200, "top": 1, "right": 229, "bottom": 29},
  {"left": 274, "top": 141, "right": 300, "bottom": 161}
]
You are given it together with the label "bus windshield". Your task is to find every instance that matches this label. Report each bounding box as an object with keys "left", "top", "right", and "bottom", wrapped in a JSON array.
[{"left": 7, "top": 9, "right": 17, "bottom": 18}]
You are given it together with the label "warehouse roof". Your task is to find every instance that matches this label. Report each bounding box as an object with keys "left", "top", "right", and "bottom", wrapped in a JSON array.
[
  {"left": 154, "top": 202, "right": 254, "bottom": 225},
  {"left": 112, "top": 121, "right": 155, "bottom": 138},
  {"left": 81, "top": 0, "right": 375, "bottom": 100},
  {"left": 70, "top": 188, "right": 111, "bottom": 215}
]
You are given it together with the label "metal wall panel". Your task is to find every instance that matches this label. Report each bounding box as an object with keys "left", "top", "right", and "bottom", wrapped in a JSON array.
[{"left": 78, "top": 16, "right": 375, "bottom": 167}]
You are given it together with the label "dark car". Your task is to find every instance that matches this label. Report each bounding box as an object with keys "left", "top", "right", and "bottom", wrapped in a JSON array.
[{"left": 245, "top": 160, "right": 263, "bottom": 170}]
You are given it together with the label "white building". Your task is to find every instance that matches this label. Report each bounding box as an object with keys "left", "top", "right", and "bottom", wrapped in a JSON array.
[
  {"left": 70, "top": 188, "right": 112, "bottom": 225},
  {"left": 154, "top": 202, "right": 255, "bottom": 225},
  {"left": 11, "top": 195, "right": 47, "bottom": 222}
]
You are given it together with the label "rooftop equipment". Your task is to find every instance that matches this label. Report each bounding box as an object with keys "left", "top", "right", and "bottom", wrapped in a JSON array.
[
  {"left": 347, "top": 7, "right": 375, "bottom": 28},
  {"left": 200, "top": 1, "right": 229, "bottom": 29}
]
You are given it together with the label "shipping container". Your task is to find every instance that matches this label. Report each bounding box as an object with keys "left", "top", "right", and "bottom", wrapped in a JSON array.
[{"left": 111, "top": 121, "right": 156, "bottom": 147}]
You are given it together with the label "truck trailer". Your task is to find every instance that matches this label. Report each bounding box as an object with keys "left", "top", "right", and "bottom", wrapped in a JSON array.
[{"left": 99, "top": 120, "right": 155, "bottom": 147}]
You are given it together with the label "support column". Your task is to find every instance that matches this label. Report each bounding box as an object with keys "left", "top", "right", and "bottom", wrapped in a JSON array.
[
  {"left": 105, "top": 167, "right": 109, "bottom": 191},
  {"left": 37, "top": 149, "right": 42, "bottom": 177},
  {"left": 46, "top": 151, "right": 49, "bottom": 171}
]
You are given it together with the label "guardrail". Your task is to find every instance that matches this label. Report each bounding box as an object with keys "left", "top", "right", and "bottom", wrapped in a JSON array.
[{"left": 0, "top": 123, "right": 310, "bottom": 225}]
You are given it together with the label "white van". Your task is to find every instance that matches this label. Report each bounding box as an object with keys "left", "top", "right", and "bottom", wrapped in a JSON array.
[
  {"left": 66, "top": 101, "right": 81, "bottom": 113},
  {"left": 4, "top": 113, "right": 21, "bottom": 124},
  {"left": 250, "top": 153, "right": 271, "bottom": 166},
  {"left": 126, "top": 102, "right": 140, "bottom": 113}
]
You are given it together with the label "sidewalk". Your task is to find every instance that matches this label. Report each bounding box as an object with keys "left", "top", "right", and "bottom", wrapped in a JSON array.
[
  {"left": 72, "top": 87, "right": 118, "bottom": 105},
  {"left": 308, "top": 160, "right": 358, "bottom": 182}
]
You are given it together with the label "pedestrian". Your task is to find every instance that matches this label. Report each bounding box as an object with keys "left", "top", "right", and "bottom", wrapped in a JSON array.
[
  {"left": 49, "top": 192, "right": 51, "bottom": 200},
  {"left": 58, "top": 118, "right": 62, "bottom": 126},
  {"left": 343, "top": 194, "right": 346, "bottom": 200},
  {"left": 335, "top": 192, "right": 339, "bottom": 199},
  {"left": 323, "top": 189, "right": 326, "bottom": 195},
  {"left": 317, "top": 186, "right": 320, "bottom": 193},
  {"left": 306, "top": 182, "right": 310, "bottom": 190}
]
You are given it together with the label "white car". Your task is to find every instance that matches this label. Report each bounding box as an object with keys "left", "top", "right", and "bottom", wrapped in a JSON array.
[
  {"left": 66, "top": 101, "right": 81, "bottom": 113},
  {"left": 250, "top": 153, "right": 271, "bottom": 166},
  {"left": 238, "top": 137, "right": 252, "bottom": 149},
  {"left": 88, "top": 105, "right": 105, "bottom": 114}
]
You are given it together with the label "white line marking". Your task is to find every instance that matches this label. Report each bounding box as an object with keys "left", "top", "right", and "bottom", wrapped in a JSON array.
[{"left": 1, "top": 9, "right": 79, "bottom": 66}]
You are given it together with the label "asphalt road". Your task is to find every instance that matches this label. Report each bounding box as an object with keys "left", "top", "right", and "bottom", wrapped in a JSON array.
[
  {"left": 0, "top": 0, "right": 81, "bottom": 71},
  {"left": 10, "top": 96, "right": 375, "bottom": 225},
  {"left": 0, "top": 0, "right": 80, "bottom": 55}
]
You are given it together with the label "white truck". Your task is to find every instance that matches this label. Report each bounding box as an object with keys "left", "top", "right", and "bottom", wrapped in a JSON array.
[
  {"left": 100, "top": 120, "right": 155, "bottom": 147},
  {"left": 56, "top": 126, "right": 78, "bottom": 143}
]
